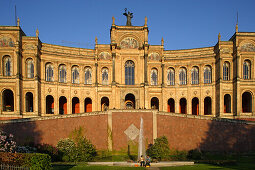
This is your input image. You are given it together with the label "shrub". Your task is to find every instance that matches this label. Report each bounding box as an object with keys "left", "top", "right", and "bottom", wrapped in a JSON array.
[
  {"left": 169, "top": 150, "right": 188, "bottom": 161},
  {"left": 57, "top": 138, "right": 77, "bottom": 162},
  {"left": 187, "top": 149, "right": 202, "bottom": 160},
  {"left": 0, "top": 152, "right": 51, "bottom": 169},
  {"left": 0, "top": 131, "right": 16, "bottom": 153},
  {"left": 36, "top": 143, "right": 61, "bottom": 162},
  {"left": 146, "top": 136, "right": 170, "bottom": 161},
  {"left": 16, "top": 146, "right": 37, "bottom": 153},
  {"left": 57, "top": 127, "right": 97, "bottom": 162},
  {"left": 28, "top": 153, "right": 52, "bottom": 170}
]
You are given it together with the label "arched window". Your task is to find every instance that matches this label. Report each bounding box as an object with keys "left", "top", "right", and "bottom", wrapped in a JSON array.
[
  {"left": 84, "top": 67, "right": 92, "bottom": 84},
  {"left": 102, "top": 67, "right": 108, "bottom": 85},
  {"left": 243, "top": 60, "right": 251, "bottom": 80},
  {"left": 167, "top": 68, "right": 175, "bottom": 85},
  {"left": 45, "top": 63, "right": 54, "bottom": 82},
  {"left": 223, "top": 62, "right": 230, "bottom": 81},
  {"left": 72, "top": 66, "right": 79, "bottom": 84},
  {"left": 3, "top": 56, "right": 11, "bottom": 76},
  {"left": 191, "top": 67, "right": 199, "bottom": 84},
  {"left": 204, "top": 66, "right": 212, "bottom": 84},
  {"left": 2, "top": 89, "right": 14, "bottom": 111},
  {"left": 59, "top": 64, "right": 66, "bottom": 83},
  {"left": 179, "top": 67, "right": 186, "bottom": 85},
  {"left": 151, "top": 68, "right": 158, "bottom": 85},
  {"left": 27, "top": 59, "right": 34, "bottom": 78},
  {"left": 25, "top": 92, "right": 33, "bottom": 112},
  {"left": 125, "top": 60, "right": 135, "bottom": 85}
]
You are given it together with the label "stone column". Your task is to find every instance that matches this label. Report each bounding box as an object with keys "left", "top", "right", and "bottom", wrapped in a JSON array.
[
  {"left": 95, "top": 63, "right": 98, "bottom": 86},
  {"left": 161, "top": 63, "right": 165, "bottom": 87},
  {"left": 144, "top": 54, "right": 148, "bottom": 85},
  {"left": 112, "top": 53, "right": 116, "bottom": 84}
]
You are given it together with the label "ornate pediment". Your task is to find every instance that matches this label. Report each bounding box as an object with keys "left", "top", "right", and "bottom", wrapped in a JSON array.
[
  {"left": 241, "top": 43, "right": 255, "bottom": 52},
  {"left": 98, "top": 52, "right": 111, "bottom": 60},
  {"left": 0, "top": 36, "right": 14, "bottom": 47},
  {"left": 120, "top": 37, "right": 138, "bottom": 49}
]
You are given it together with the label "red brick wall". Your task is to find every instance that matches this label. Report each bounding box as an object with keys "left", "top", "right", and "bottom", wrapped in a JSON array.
[
  {"left": 112, "top": 112, "right": 153, "bottom": 151},
  {"left": 0, "top": 115, "right": 108, "bottom": 150},
  {"left": 157, "top": 115, "right": 255, "bottom": 152},
  {"left": 0, "top": 112, "right": 255, "bottom": 152}
]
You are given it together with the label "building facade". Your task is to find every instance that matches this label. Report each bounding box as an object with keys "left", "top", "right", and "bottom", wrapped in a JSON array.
[{"left": 0, "top": 17, "right": 255, "bottom": 119}]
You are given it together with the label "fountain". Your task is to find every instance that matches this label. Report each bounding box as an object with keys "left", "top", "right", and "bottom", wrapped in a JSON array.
[{"left": 138, "top": 117, "right": 146, "bottom": 161}]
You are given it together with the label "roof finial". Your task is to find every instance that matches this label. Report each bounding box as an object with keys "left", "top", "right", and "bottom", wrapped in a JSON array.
[
  {"left": 218, "top": 33, "right": 221, "bottom": 41},
  {"left": 161, "top": 37, "right": 164, "bottom": 46},
  {"left": 17, "top": 17, "right": 20, "bottom": 26},
  {"left": 95, "top": 36, "right": 98, "bottom": 45},
  {"left": 144, "top": 16, "right": 147, "bottom": 26},
  {"left": 36, "top": 28, "right": 39, "bottom": 37},
  {"left": 236, "top": 12, "right": 239, "bottom": 33},
  {"left": 112, "top": 16, "right": 115, "bottom": 26}
]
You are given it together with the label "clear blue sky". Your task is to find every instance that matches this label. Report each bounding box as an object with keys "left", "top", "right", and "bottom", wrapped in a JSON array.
[{"left": 1, "top": 0, "right": 255, "bottom": 50}]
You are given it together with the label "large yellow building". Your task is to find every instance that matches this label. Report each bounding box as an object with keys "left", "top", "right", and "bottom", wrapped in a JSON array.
[{"left": 0, "top": 17, "right": 255, "bottom": 119}]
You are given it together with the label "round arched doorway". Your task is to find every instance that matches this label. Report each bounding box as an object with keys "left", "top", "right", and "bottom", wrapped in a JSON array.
[{"left": 125, "top": 93, "right": 135, "bottom": 109}]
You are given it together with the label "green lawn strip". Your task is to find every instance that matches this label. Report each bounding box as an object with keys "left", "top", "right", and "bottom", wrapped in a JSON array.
[{"left": 159, "top": 164, "right": 230, "bottom": 169}]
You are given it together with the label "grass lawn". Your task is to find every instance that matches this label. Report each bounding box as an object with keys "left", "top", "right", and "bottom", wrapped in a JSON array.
[{"left": 52, "top": 154, "right": 255, "bottom": 170}]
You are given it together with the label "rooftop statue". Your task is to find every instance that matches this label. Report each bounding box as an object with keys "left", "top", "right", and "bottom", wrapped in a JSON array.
[{"left": 123, "top": 8, "right": 133, "bottom": 26}]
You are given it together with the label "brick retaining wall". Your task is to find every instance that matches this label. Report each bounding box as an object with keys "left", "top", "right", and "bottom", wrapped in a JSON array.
[{"left": 0, "top": 110, "right": 255, "bottom": 152}]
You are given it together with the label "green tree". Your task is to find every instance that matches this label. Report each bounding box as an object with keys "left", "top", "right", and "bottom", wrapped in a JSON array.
[{"left": 146, "top": 136, "right": 170, "bottom": 161}]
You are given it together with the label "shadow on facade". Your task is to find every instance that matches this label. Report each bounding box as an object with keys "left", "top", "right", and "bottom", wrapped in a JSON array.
[
  {"left": 198, "top": 120, "right": 255, "bottom": 153},
  {"left": 0, "top": 119, "right": 42, "bottom": 147}
]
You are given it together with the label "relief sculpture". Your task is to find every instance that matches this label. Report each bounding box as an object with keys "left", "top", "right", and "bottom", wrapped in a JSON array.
[
  {"left": 0, "top": 36, "right": 14, "bottom": 47},
  {"left": 241, "top": 43, "right": 255, "bottom": 52},
  {"left": 120, "top": 37, "right": 138, "bottom": 49}
]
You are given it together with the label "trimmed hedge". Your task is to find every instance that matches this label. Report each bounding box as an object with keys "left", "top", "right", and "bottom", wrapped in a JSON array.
[{"left": 0, "top": 152, "right": 51, "bottom": 169}]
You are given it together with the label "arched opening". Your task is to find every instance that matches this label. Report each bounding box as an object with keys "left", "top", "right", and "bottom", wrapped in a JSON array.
[
  {"left": 85, "top": 98, "right": 92, "bottom": 112},
  {"left": 179, "top": 98, "right": 187, "bottom": 114},
  {"left": 192, "top": 97, "right": 199, "bottom": 115},
  {"left": 59, "top": 96, "right": 67, "bottom": 115},
  {"left": 46, "top": 95, "right": 54, "bottom": 114},
  {"left": 25, "top": 92, "right": 33, "bottom": 112},
  {"left": 101, "top": 97, "right": 109, "bottom": 111},
  {"left": 2, "top": 89, "right": 14, "bottom": 111},
  {"left": 167, "top": 98, "right": 175, "bottom": 113},
  {"left": 125, "top": 93, "right": 135, "bottom": 109},
  {"left": 242, "top": 92, "right": 252, "bottom": 113},
  {"left": 72, "top": 97, "right": 80, "bottom": 114},
  {"left": 224, "top": 94, "right": 231, "bottom": 113},
  {"left": 204, "top": 97, "right": 212, "bottom": 115},
  {"left": 151, "top": 97, "right": 159, "bottom": 110}
]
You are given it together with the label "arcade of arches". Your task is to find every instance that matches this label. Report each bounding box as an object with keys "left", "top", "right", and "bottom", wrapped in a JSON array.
[{"left": 1, "top": 90, "right": 254, "bottom": 116}]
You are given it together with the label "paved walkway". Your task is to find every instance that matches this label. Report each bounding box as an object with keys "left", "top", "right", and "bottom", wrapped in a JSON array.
[{"left": 88, "top": 161, "right": 194, "bottom": 167}]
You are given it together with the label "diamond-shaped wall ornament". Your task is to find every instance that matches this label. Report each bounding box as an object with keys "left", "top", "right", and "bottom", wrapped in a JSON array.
[{"left": 124, "top": 124, "right": 139, "bottom": 141}]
